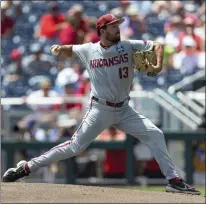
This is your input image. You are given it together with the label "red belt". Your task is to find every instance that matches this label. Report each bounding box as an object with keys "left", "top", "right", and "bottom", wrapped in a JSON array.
[{"left": 92, "top": 96, "right": 128, "bottom": 108}]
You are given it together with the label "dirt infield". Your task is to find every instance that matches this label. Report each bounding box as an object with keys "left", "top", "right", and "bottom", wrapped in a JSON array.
[{"left": 1, "top": 183, "right": 205, "bottom": 203}]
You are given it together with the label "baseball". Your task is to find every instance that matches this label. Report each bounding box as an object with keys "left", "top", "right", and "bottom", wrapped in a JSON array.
[{"left": 50, "top": 45, "right": 61, "bottom": 56}]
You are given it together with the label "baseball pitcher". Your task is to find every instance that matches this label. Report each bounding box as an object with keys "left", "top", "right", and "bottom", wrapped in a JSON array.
[{"left": 3, "top": 14, "right": 200, "bottom": 195}]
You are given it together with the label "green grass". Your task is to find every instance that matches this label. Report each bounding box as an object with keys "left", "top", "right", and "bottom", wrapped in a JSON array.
[{"left": 113, "top": 186, "right": 206, "bottom": 197}]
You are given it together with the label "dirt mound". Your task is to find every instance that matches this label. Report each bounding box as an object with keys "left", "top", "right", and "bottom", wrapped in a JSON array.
[{"left": 1, "top": 183, "right": 205, "bottom": 203}]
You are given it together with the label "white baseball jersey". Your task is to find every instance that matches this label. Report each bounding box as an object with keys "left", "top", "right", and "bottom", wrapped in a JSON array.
[{"left": 73, "top": 40, "right": 153, "bottom": 102}]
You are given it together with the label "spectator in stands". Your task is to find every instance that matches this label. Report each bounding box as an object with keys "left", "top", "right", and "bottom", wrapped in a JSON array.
[
  {"left": 3, "top": 72, "right": 29, "bottom": 98},
  {"left": 124, "top": 5, "right": 146, "bottom": 40},
  {"left": 18, "top": 117, "right": 53, "bottom": 142},
  {"left": 155, "top": 36, "right": 181, "bottom": 89},
  {"left": 24, "top": 43, "right": 53, "bottom": 77},
  {"left": 5, "top": 49, "right": 24, "bottom": 78},
  {"left": 57, "top": 116, "right": 77, "bottom": 139},
  {"left": 55, "top": 66, "right": 79, "bottom": 93},
  {"left": 1, "top": 1, "right": 14, "bottom": 38},
  {"left": 54, "top": 81, "right": 82, "bottom": 114},
  {"left": 58, "top": 12, "right": 86, "bottom": 45},
  {"left": 177, "top": 17, "right": 203, "bottom": 52},
  {"left": 18, "top": 78, "right": 60, "bottom": 142},
  {"left": 174, "top": 3, "right": 199, "bottom": 26},
  {"left": 66, "top": 4, "right": 87, "bottom": 44},
  {"left": 144, "top": 2, "right": 166, "bottom": 38},
  {"left": 83, "top": 17, "right": 100, "bottom": 43},
  {"left": 103, "top": 127, "right": 126, "bottom": 178},
  {"left": 76, "top": 70, "right": 91, "bottom": 96},
  {"left": 20, "top": 114, "right": 77, "bottom": 143},
  {"left": 157, "top": 56, "right": 183, "bottom": 89},
  {"left": 12, "top": 1, "right": 22, "bottom": 18},
  {"left": 48, "top": 114, "right": 77, "bottom": 142},
  {"left": 36, "top": 2, "right": 66, "bottom": 40},
  {"left": 22, "top": 44, "right": 55, "bottom": 67},
  {"left": 17, "top": 79, "right": 59, "bottom": 142},
  {"left": 72, "top": 62, "right": 83, "bottom": 78},
  {"left": 55, "top": 60, "right": 87, "bottom": 95},
  {"left": 164, "top": 15, "right": 184, "bottom": 49},
  {"left": 173, "top": 36, "right": 201, "bottom": 78},
  {"left": 59, "top": 4, "right": 88, "bottom": 45},
  {"left": 27, "top": 79, "right": 59, "bottom": 112},
  {"left": 4, "top": 0, "right": 22, "bottom": 18},
  {"left": 151, "top": 1, "right": 171, "bottom": 20},
  {"left": 2, "top": 49, "right": 30, "bottom": 110},
  {"left": 18, "top": 119, "right": 37, "bottom": 142},
  {"left": 58, "top": 15, "right": 78, "bottom": 45}
]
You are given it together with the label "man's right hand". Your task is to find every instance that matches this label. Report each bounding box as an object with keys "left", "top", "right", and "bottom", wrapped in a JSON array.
[
  {"left": 50, "top": 45, "right": 61, "bottom": 56},
  {"left": 50, "top": 44, "right": 74, "bottom": 58}
]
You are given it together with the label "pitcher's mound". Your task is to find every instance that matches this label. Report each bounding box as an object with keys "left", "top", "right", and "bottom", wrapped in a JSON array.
[{"left": 1, "top": 183, "right": 205, "bottom": 203}]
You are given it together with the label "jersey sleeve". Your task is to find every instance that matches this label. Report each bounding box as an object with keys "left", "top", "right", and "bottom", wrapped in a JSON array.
[
  {"left": 128, "top": 40, "right": 153, "bottom": 52},
  {"left": 72, "top": 43, "right": 91, "bottom": 66}
]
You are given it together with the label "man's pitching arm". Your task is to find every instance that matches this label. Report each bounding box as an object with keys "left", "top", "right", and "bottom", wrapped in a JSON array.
[
  {"left": 50, "top": 45, "right": 76, "bottom": 58},
  {"left": 150, "top": 41, "right": 164, "bottom": 74}
]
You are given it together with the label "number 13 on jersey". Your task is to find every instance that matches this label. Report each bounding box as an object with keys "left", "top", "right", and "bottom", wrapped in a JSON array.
[{"left": 119, "top": 67, "right": 128, "bottom": 79}]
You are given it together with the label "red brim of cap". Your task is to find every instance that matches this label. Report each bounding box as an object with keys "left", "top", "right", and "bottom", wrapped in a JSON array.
[
  {"left": 106, "top": 18, "right": 125, "bottom": 26},
  {"left": 97, "top": 18, "right": 125, "bottom": 29}
]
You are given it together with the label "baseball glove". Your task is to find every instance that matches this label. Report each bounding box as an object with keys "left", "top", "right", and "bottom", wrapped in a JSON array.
[{"left": 133, "top": 51, "right": 157, "bottom": 77}]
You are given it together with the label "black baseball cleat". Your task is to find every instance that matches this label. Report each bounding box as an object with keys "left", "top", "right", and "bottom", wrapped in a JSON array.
[
  {"left": 2, "top": 160, "right": 30, "bottom": 182},
  {"left": 166, "top": 178, "right": 201, "bottom": 195}
]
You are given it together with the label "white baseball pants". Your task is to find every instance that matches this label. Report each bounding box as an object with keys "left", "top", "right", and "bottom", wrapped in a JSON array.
[{"left": 27, "top": 97, "right": 179, "bottom": 180}]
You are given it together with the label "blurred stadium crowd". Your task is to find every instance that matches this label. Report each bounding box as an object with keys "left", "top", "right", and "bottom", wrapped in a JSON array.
[{"left": 1, "top": 0, "right": 205, "bottom": 183}]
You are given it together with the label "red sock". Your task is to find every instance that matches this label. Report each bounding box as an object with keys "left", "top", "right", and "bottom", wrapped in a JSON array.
[
  {"left": 169, "top": 177, "right": 181, "bottom": 183},
  {"left": 25, "top": 163, "right": 31, "bottom": 173}
]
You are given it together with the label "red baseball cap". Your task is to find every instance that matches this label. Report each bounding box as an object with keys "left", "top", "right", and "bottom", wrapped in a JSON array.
[
  {"left": 96, "top": 14, "right": 124, "bottom": 29},
  {"left": 183, "top": 16, "right": 196, "bottom": 25},
  {"left": 10, "top": 49, "right": 22, "bottom": 60}
]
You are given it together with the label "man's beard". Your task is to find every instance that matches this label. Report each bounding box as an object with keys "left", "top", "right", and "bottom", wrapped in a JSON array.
[{"left": 106, "top": 34, "right": 120, "bottom": 44}]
